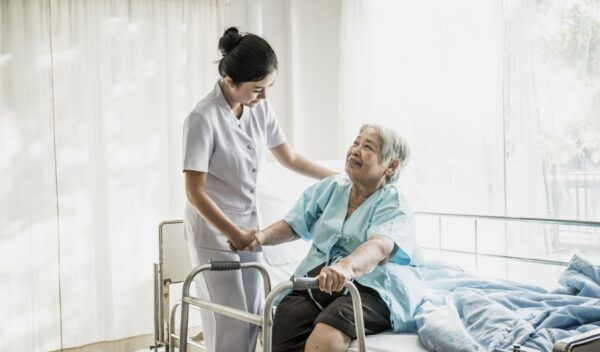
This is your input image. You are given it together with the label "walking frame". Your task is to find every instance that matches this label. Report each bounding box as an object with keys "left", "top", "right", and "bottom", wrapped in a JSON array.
[{"left": 178, "top": 261, "right": 367, "bottom": 352}]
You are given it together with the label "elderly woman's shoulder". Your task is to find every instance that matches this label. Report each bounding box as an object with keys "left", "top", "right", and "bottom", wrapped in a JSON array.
[{"left": 381, "top": 182, "right": 411, "bottom": 204}]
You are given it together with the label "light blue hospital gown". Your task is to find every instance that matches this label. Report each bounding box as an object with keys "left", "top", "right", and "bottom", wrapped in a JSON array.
[{"left": 283, "top": 175, "right": 426, "bottom": 332}]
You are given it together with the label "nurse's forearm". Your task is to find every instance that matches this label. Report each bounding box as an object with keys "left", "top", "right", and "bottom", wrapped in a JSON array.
[
  {"left": 289, "top": 153, "right": 337, "bottom": 179},
  {"left": 336, "top": 236, "right": 395, "bottom": 278},
  {"left": 188, "top": 190, "right": 245, "bottom": 240},
  {"left": 185, "top": 171, "right": 245, "bottom": 240},
  {"left": 256, "top": 220, "right": 299, "bottom": 245},
  {"left": 270, "top": 143, "right": 337, "bottom": 179}
]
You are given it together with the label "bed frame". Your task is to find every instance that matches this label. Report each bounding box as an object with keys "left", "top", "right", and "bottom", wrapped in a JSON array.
[{"left": 150, "top": 213, "right": 600, "bottom": 352}]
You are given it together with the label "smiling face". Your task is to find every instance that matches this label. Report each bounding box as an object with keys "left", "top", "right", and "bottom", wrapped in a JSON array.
[
  {"left": 345, "top": 127, "right": 389, "bottom": 189},
  {"left": 225, "top": 71, "right": 277, "bottom": 108}
]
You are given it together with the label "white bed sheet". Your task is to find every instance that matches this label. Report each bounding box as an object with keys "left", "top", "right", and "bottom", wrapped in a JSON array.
[{"left": 349, "top": 332, "right": 427, "bottom": 352}]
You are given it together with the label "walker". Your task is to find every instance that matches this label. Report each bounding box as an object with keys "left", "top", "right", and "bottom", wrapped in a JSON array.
[{"left": 177, "top": 261, "right": 367, "bottom": 352}]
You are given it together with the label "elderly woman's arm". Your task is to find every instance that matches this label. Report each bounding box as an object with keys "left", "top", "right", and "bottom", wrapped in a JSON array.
[
  {"left": 256, "top": 220, "right": 300, "bottom": 244},
  {"left": 232, "top": 220, "right": 300, "bottom": 251},
  {"left": 319, "top": 235, "right": 395, "bottom": 293}
]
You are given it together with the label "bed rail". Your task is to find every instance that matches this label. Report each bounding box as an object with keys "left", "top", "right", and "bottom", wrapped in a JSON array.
[
  {"left": 415, "top": 211, "right": 600, "bottom": 267},
  {"left": 415, "top": 211, "right": 600, "bottom": 228},
  {"left": 553, "top": 328, "right": 600, "bottom": 352}
]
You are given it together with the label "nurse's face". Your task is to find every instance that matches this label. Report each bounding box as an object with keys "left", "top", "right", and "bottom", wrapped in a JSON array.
[
  {"left": 345, "top": 128, "right": 389, "bottom": 188},
  {"left": 229, "top": 71, "right": 277, "bottom": 108}
]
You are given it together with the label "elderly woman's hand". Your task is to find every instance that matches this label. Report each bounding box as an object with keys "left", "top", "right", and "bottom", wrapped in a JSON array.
[
  {"left": 318, "top": 263, "right": 354, "bottom": 293},
  {"left": 228, "top": 230, "right": 264, "bottom": 252}
]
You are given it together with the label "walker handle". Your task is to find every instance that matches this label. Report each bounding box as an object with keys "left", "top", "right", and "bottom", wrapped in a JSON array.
[
  {"left": 209, "top": 260, "right": 241, "bottom": 271},
  {"left": 292, "top": 277, "right": 320, "bottom": 290}
]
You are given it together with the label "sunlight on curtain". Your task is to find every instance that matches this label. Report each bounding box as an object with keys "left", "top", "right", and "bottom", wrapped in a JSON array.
[
  {"left": 339, "top": 0, "right": 505, "bottom": 216},
  {"left": 338, "top": 0, "right": 600, "bottom": 274},
  {"left": 0, "top": 2, "right": 62, "bottom": 351},
  {"left": 1, "top": 0, "right": 225, "bottom": 350},
  {"left": 504, "top": 0, "right": 600, "bottom": 262}
]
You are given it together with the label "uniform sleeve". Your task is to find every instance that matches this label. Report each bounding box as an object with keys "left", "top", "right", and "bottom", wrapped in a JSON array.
[
  {"left": 283, "top": 176, "right": 338, "bottom": 241},
  {"left": 182, "top": 112, "right": 213, "bottom": 172},
  {"left": 366, "top": 188, "right": 418, "bottom": 265},
  {"left": 265, "top": 101, "right": 287, "bottom": 149}
]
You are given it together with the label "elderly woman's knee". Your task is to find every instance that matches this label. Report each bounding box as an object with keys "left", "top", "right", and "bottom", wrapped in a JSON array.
[{"left": 304, "top": 323, "right": 351, "bottom": 352}]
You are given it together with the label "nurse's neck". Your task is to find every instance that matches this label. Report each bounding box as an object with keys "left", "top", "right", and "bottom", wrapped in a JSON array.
[{"left": 219, "top": 81, "right": 244, "bottom": 119}]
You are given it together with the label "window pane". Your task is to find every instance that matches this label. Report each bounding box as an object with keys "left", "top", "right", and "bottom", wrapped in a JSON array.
[{"left": 504, "top": 0, "right": 600, "bottom": 221}]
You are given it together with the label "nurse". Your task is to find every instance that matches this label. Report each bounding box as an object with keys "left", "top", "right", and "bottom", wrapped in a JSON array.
[{"left": 182, "top": 27, "right": 335, "bottom": 352}]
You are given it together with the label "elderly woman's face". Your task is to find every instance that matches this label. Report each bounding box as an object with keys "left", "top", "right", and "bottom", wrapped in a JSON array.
[{"left": 345, "top": 128, "right": 388, "bottom": 186}]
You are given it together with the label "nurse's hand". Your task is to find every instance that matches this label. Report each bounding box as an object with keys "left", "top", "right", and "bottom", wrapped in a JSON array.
[
  {"left": 229, "top": 230, "right": 263, "bottom": 252},
  {"left": 228, "top": 228, "right": 257, "bottom": 252},
  {"left": 318, "top": 264, "right": 353, "bottom": 294},
  {"left": 242, "top": 231, "right": 263, "bottom": 251}
]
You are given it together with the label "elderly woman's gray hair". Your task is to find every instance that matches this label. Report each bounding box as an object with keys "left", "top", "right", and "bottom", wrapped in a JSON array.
[{"left": 360, "top": 123, "right": 411, "bottom": 184}]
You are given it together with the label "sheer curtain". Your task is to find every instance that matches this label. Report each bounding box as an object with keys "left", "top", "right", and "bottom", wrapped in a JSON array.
[
  {"left": 1, "top": 0, "right": 225, "bottom": 351},
  {"left": 338, "top": 0, "right": 600, "bottom": 267},
  {"left": 504, "top": 0, "right": 600, "bottom": 262},
  {"left": 1, "top": 2, "right": 61, "bottom": 351},
  {"left": 339, "top": 0, "right": 505, "bottom": 216}
]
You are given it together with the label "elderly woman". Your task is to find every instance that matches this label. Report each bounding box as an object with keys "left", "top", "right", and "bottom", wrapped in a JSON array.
[{"left": 238, "top": 123, "right": 424, "bottom": 352}]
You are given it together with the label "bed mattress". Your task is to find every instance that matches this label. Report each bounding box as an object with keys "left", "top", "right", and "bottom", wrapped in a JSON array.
[{"left": 348, "top": 332, "right": 427, "bottom": 352}]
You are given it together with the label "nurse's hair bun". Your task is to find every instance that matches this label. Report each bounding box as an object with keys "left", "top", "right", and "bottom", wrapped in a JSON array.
[
  {"left": 217, "top": 27, "right": 278, "bottom": 83},
  {"left": 218, "top": 27, "right": 243, "bottom": 56}
]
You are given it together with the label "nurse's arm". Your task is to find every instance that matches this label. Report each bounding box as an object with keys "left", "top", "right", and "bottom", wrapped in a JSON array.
[
  {"left": 319, "top": 235, "right": 395, "bottom": 293},
  {"left": 185, "top": 170, "right": 253, "bottom": 248},
  {"left": 270, "top": 142, "right": 337, "bottom": 179}
]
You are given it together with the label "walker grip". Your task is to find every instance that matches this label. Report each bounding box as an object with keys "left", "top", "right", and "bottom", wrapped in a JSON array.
[
  {"left": 292, "top": 277, "right": 320, "bottom": 290},
  {"left": 209, "top": 260, "right": 241, "bottom": 271}
]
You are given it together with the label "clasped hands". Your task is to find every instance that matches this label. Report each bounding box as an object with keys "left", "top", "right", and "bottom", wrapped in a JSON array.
[{"left": 228, "top": 228, "right": 263, "bottom": 252}]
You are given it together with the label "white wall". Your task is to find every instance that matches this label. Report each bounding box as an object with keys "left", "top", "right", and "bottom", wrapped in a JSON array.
[{"left": 227, "top": 0, "right": 343, "bottom": 160}]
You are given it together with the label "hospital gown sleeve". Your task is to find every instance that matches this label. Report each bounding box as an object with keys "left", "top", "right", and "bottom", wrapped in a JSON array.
[
  {"left": 182, "top": 112, "right": 213, "bottom": 172},
  {"left": 282, "top": 176, "right": 339, "bottom": 241},
  {"left": 366, "top": 187, "right": 418, "bottom": 265}
]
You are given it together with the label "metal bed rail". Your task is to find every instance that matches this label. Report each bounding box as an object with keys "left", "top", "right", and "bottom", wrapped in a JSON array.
[{"left": 415, "top": 211, "right": 600, "bottom": 267}]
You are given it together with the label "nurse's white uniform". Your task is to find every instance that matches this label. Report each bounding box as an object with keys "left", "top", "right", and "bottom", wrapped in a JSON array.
[{"left": 182, "top": 80, "right": 286, "bottom": 352}]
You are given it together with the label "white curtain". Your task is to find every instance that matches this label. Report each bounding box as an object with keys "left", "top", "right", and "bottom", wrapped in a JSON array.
[
  {"left": 503, "top": 0, "right": 600, "bottom": 260},
  {"left": 0, "top": 0, "right": 225, "bottom": 350},
  {"left": 339, "top": 0, "right": 505, "bottom": 216},
  {"left": 338, "top": 0, "right": 600, "bottom": 263}
]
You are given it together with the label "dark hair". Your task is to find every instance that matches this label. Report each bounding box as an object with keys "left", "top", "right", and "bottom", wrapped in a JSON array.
[{"left": 218, "top": 27, "right": 278, "bottom": 84}]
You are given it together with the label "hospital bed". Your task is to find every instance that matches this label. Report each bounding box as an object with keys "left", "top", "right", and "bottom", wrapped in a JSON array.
[{"left": 151, "top": 162, "right": 600, "bottom": 352}]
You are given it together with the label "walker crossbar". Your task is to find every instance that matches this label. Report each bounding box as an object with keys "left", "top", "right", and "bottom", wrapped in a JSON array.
[{"left": 178, "top": 262, "right": 367, "bottom": 352}]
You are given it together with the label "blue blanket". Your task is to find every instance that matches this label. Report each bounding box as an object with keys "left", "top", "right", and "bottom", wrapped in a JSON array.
[{"left": 413, "top": 255, "right": 600, "bottom": 351}]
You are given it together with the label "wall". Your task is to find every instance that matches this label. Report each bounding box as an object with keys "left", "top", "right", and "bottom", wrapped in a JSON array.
[{"left": 227, "top": 0, "right": 343, "bottom": 160}]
